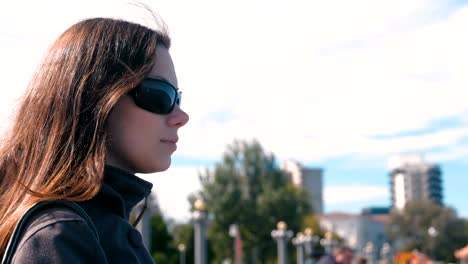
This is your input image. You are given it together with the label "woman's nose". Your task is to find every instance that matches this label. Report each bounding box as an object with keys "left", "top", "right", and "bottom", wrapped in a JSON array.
[{"left": 167, "top": 105, "right": 189, "bottom": 127}]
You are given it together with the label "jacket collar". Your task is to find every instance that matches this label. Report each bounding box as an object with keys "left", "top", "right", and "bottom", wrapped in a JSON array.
[{"left": 92, "top": 165, "right": 153, "bottom": 219}]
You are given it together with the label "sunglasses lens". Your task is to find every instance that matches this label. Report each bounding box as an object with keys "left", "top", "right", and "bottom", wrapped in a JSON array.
[{"left": 133, "top": 79, "right": 179, "bottom": 114}]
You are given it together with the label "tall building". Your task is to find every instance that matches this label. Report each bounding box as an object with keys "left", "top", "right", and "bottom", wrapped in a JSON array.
[
  {"left": 281, "top": 160, "right": 323, "bottom": 214},
  {"left": 388, "top": 154, "right": 443, "bottom": 210}
]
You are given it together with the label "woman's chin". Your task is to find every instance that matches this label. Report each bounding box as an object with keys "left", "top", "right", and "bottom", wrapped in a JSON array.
[{"left": 140, "top": 159, "right": 172, "bottom": 174}]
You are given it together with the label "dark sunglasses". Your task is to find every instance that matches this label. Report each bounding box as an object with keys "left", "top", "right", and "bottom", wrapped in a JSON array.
[{"left": 130, "top": 78, "right": 181, "bottom": 115}]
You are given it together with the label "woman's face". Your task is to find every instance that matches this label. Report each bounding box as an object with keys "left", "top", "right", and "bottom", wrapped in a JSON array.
[{"left": 105, "top": 45, "right": 189, "bottom": 174}]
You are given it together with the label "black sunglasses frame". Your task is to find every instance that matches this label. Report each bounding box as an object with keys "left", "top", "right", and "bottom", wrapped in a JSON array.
[{"left": 130, "top": 78, "right": 181, "bottom": 115}]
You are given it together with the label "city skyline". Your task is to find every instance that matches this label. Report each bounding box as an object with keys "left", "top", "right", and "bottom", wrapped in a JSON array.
[
  {"left": 1, "top": 0, "right": 467, "bottom": 222},
  {"left": 139, "top": 150, "right": 467, "bottom": 222}
]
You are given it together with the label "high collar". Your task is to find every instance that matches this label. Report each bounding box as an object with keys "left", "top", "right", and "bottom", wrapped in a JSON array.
[{"left": 91, "top": 165, "right": 153, "bottom": 219}]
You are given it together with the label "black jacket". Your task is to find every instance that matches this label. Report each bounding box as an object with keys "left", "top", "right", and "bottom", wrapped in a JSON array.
[{"left": 11, "top": 166, "right": 155, "bottom": 263}]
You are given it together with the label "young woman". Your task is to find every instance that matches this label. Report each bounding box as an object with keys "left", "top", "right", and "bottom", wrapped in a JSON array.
[{"left": 0, "top": 16, "right": 189, "bottom": 263}]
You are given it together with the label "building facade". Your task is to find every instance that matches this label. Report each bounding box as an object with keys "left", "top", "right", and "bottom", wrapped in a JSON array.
[
  {"left": 388, "top": 154, "right": 443, "bottom": 210},
  {"left": 281, "top": 160, "right": 324, "bottom": 214},
  {"left": 318, "top": 212, "right": 389, "bottom": 258}
]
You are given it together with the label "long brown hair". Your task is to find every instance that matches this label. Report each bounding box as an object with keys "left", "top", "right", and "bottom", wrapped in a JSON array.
[{"left": 0, "top": 17, "right": 171, "bottom": 252}]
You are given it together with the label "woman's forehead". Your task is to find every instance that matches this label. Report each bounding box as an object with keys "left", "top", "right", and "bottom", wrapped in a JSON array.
[{"left": 147, "top": 46, "right": 178, "bottom": 88}]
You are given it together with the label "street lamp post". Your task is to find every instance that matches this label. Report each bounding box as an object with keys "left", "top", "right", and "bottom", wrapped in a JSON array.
[
  {"left": 428, "top": 226, "right": 439, "bottom": 260},
  {"left": 320, "top": 231, "right": 336, "bottom": 255},
  {"left": 363, "top": 242, "right": 374, "bottom": 264},
  {"left": 292, "top": 232, "right": 305, "bottom": 264},
  {"left": 303, "top": 228, "right": 319, "bottom": 263},
  {"left": 229, "top": 224, "right": 242, "bottom": 264},
  {"left": 379, "top": 242, "right": 392, "bottom": 264},
  {"left": 192, "top": 199, "right": 208, "bottom": 264},
  {"left": 178, "top": 244, "right": 186, "bottom": 264},
  {"left": 271, "top": 221, "right": 294, "bottom": 264}
]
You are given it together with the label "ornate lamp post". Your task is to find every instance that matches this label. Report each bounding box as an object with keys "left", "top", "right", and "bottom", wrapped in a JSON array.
[
  {"left": 229, "top": 224, "right": 242, "bottom": 264},
  {"left": 303, "top": 227, "right": 319, "bottom": 262},
  {"left": 192, "top": 199, "right": 208, "bottom": 264},
  {"left": 363, "top": 241, "right": 375, "bottom": 264},
  {"left": 428, "top": 226, "right": 439, "bottom": 260},
  {"left": 178, "top": 244, "right": 186, "bottom": 264},
  {"left": 320, "top": 231, "right": 336, "bottom": 255},
  {"left": 292, "top": 232, "right": 305, "bottom": 264},
  {"left": 271, "top": 221, "right": 294, "bottom": 264},
  {"left": 379, "top": 242, "right": 392, "bottom": 264}
]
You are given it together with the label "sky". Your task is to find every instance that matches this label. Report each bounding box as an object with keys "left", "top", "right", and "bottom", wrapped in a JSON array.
[{"left": 1, "top": 0, "right": 468, "bottom": 222}]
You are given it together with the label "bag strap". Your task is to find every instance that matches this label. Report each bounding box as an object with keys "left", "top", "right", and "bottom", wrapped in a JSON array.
[{"left": 2, "top": 200, "right": 99, "bottom": 264}]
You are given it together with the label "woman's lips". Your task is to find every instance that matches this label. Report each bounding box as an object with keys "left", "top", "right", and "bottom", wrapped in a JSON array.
[
  {"left": 161, "top": 139, "right": 178, "bottom": 151},
  {"left": 161, "top": 138, "right": 178, "bottom": 144}
]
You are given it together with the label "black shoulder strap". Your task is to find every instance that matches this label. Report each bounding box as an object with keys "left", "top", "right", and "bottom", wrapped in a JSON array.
[{"left": 1, "top": 200, "right": 99, "bottom": 264}]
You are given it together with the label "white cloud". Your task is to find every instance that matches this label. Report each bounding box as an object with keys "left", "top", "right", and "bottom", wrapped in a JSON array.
[
  {"left": 173, "top": 2, "right": 468, "bottom": 163},
  {"left": 324, "top": 185, "right": 390, "bottom": 205},
  {"left": 426, "top": 143, "right": 468, "bottom": 163},
  {"left": 177, "top": 122, "right": 468, "bottom": 164},
  {"left": 2, "top": 1, "right": 467, "bottom": 162}
]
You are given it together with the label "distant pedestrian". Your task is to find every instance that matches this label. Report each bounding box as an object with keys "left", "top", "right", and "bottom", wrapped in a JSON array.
[
  {"left": 356, "top": 256, "right": 367, "bottom": 264},
  {"left": 334, "top": 245, "right": 353, "bottom": 264},
  {"left": 318, "top": 245, "right": 354, "bottom": 264}
]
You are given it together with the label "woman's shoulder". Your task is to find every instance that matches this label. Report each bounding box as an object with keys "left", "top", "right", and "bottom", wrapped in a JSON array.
[
  {"left": 18, "top": 203, "right": 93, "bottom": 240},
  {"left": 11, "top": 203, "right": 107, "bottom": 263}
]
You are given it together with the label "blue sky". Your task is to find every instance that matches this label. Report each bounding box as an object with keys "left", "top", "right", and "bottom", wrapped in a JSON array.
[{"left": 1, "top": 0, "right": 468, "bottom": 222}]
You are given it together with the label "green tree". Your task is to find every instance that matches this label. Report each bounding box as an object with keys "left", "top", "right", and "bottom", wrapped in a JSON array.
[
  {"left": 464, "top": 217, "right": 468, "bottom": 237},
  {"left": 301, "top": 214, "right": 325, "bottom": 237},
  {"left": 172, "top": 223, "right": 195, "bottom": 264},
  {"left": 386, "top": 200, "right": 468, "bottom": 262},
  {"left": 193, "top": 139, "right": 312, "bottom": 263},
  {"left": 150, "top": 214, "right": 178, "bottom": 263}
]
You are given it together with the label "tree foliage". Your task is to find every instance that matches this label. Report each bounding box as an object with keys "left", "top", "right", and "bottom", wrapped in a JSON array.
[
  {"left": 465, "top": 218, "right": 468, "bottom": 238},
  {"left": 301, "top": 214, "right": 325, "bottom": 237},
  {"left": 171, "top": 223, "right": 196, "bottom": 264},
  {"left": 150, "top": 214, "right": 178, "bottom": 263},
  {"left": 386, "top": 200, "right": 468, "bottom": 262},
  {"left": 193, "top": 139, "right": 312, "bottom": 263}
]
